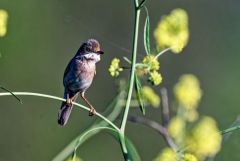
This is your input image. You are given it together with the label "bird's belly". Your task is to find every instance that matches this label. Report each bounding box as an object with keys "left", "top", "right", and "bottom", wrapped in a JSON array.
[
  {"left": 66, "top": 71, "right": 95, "bottom": 93},
  {"left": 64, "top": 59, "right": 96, "bottom": 93}
]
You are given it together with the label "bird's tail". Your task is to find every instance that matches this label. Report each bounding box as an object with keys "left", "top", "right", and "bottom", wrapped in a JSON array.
[{"left": 57, "top": 102, "right": 73, "bottom": 126}]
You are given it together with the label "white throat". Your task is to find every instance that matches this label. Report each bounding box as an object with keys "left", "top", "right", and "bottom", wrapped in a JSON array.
[{"left": 83, "top": 52, "right": 101, "bottom": 62}]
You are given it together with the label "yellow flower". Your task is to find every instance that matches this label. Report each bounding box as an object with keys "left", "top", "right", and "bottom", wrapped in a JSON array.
[
  {"left": 153, "top": 148, "right": 177, "bottom": 161},
  {"left": 0, "top": 9, "right": 8, "bottom": 37},
  {"left": 142, "top": 55, "right": 160, "bottom": 71},
  {"left": 185, "top": 109, "right": 199, "bottom": 122},
  {"left": 141, "top": 86, "right": 160, "bottom": 108},
  {"left": 108, "top": 58, "right": 123, "bottom": 77},
  {"left": 185, "top": 116, "right": 222, "bottom": 159},
  {"left": 154, "top": 8, "right": 189, "bottom": 53},
  {"left": 149, "top": 71, "right": 162, "bottom": 86},
  {"left": 66, "top": 156, "right": 83, "bottom": 161},
  {"left": 182, "top": 153, "right": 198, "bottom": 161},
  {"left": 174, "top": 74, "right": 202, "bottom": 110},
  {"left": 168, "top": 116, "right": 185, "bottom": 140}
]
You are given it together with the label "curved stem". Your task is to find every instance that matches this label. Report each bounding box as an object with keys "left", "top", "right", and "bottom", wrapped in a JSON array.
[
  {"left": 0, "top": 92, "right": 120, "bottom": 131},
  {"left": 73, "top": 126, "right": 118, "bottom": 153},
  {"left": 155, "top": 47, "right": 171, "bottom": 59},
  {"left": 52, "top": 91, "right": 125, "bottom": 161},
  {"left": 128, "top": 116, "right": 177, "bottom": 151},
  {"left": 120, "top": 0, "right": 140, "bottom": 133}
]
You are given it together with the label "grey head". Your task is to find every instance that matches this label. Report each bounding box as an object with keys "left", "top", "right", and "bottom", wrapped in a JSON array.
[{"left": 76, "top": 39, "right": 104, "bottom": 63}]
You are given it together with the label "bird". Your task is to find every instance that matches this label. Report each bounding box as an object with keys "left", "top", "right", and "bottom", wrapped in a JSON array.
[{"left": 58, "top": 39, "right": 104, "bottom": 126}]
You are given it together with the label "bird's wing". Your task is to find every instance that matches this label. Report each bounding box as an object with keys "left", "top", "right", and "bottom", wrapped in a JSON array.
[
  {"left": 63, "top": 58, "right": 75, "bottom": 86},
  {"left": 63, "top": 58, "right": 73, "bottom": 79}
]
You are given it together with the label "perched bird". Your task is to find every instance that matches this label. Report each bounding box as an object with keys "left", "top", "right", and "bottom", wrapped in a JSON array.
[{"left": 58, "top": 39, "right": 104, "bottom": 126}]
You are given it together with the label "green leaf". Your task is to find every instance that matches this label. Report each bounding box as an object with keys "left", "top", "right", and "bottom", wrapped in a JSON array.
[
  {"left": 110, "top": 132, "right": 141, "bottom": 161},
  {"left": 134, "top": 74, "right": 145, "bottom": 115},
  {"left": 144, "top": 7, "right": 150, "bottom": 55}
]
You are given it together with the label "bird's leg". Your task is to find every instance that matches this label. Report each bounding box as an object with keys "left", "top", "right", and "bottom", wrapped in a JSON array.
[
  {"left": 80, "top": 92, "right": 96, "bottom": 116},
  {"left": 66, "top": 93, "right": 73, "bottom": 106}
]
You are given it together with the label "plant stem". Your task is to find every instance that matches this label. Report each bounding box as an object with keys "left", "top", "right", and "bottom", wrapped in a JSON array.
[
  {"left": 52, "top": 91, "right": 125, "bottom": 161},
  {"left": 120, "top": 0, "right": 140, "bottom": 133},
  {"left": 0, "top": 92, "right": 120, "bottom": 131},
  {"left": 221, "top": 124, "right": 240, "bottom": 134},
  {"left": 128, "top": 115, "right": 177, "bottom": 151},
  {"left": 160, "top": 88, "right": 170, "bottom": 126},
  {"left": 155, "top": 47, "right": 171, "bottom": 59}
]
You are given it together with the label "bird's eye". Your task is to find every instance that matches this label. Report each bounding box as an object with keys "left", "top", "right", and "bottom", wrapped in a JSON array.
[{"left": 86, "top": 47, "right": 91, "bottom": 52}]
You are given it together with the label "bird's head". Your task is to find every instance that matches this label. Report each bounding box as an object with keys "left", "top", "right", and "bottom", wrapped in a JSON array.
[{"left": 76, "top": 39, "right": 104, "bottom": 62}]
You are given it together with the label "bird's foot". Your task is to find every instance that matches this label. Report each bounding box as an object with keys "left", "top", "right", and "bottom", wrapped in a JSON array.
[
  {"left": 66, "top": 98, "right": 73, "bottom": 107},
  {"left": 89, "top": 107, "right": 96, "bottom": 116}
]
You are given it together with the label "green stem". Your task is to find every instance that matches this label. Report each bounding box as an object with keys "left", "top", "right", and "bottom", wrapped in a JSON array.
[
  {"left": 119, "top": 132, "right": 130, "bottom": 161},
  {"left": 155, "top": 47, "right": 171, "bottom": 59},
  {"left": 73, "top": 126, "right": 118, "bottom": 157},
  {"left": 120, "top": 0, "right": 140, "bottom": 133},
  {"left": 0, "top": 92, "right": 120, "bottom": 131},
  {"left": 221, "top": 125, "right": 240, "bottom": 135},
  {"left": 119, "top": 1, "right": 141, "bottom": 160},
  {"left": 52, "top": 91, "right": 125, "bottom": 161}
]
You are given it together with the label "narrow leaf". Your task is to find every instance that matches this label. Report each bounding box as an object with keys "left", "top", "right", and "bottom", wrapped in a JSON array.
[
  {"left": 144, "top": 7, "right": 150, "bottom": 55},
  {"left": 134, "top": 74, "right": 145, "bottom": 115},
  {"left": 123, "top": 56, "right": 132, "bottom": 64},
  {"left": 71, "top": 150, "right": 76, "bottom": 161},
  {"left": 221, "top": 116, "right": 240, "bottom": 135},
  {"left": 110, "top": 132, "right": 141, "bottom": 161},
  {"left": 0, "top": 86, "right": 23, "bottom": 103}
]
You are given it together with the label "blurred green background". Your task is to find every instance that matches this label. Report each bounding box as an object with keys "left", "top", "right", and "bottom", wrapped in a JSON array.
[{"left": 0, "top": 0, "right": 240, "bottom": 161}]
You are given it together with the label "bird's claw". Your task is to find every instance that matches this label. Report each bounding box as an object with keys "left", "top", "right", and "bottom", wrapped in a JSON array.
[
  {"left": 89, "top": 107, "right": 96, "bottom": 116},
  {"left": 66, "top": 98, "right": 73, "bottom": 106}
]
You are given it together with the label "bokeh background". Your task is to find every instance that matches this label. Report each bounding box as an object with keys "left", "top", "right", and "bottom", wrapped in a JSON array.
[{"left": 0, "top": 0, "right": 240, "bottom": 161}]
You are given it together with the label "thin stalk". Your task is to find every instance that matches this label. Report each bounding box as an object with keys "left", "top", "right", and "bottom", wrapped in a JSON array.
[
  {"left": 0, "top": 86, "right": 22, "bottom": 103},
  {"left": 128, "top": 115, "right": 177, "bottom": 151},
  {"left": 119, "top": 132, "right": 130, "bottom": 161},
  {"left": 74, "top": 126, "right": 118, "bottom": 152},
  {"left": 0, "top": 92, "right": 120, "bottom": 131},
  {"left": 221, "top": 124, "right": 240, "bottom": 135},
  {"left": 120, "top": 0, "right": 140, "bottom": 133},
  {"left": 155, "top": 47, "right": 171, "bottom": 59}
]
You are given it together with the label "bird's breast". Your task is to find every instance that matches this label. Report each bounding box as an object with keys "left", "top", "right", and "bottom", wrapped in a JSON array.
[{"left": 65, "top": 59, "right": 96, "bottom": 93}]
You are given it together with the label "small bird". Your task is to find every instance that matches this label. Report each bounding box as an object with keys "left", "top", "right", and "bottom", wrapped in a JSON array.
[{"left": 58, "top": 39, "right": 104, "bottom": 126}]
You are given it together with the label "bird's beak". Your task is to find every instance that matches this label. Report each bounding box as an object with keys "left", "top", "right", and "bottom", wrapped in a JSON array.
[{"left": 96, "top": 51, "right": 104, "bottom": 55}]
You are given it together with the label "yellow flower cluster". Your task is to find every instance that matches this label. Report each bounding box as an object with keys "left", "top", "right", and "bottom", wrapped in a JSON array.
[
  {"left": 0, "top": 9, "right": 8, "bottom": 37},
  {"left": 174, "top": 74, "right": 202, "bottom": 110},
  {"left": 185, "top": 116, "right": 222, "bottom": 159},
  {"left": 108, "top": 58, "right": 123, "bottom": 77},
  {"left": 153, "top": 148, "right": 198, "bottom": 161},
  {"left": 141, "top": 86, "right": 160, "bottom": 108},
  {"left": 182, "top": 153, "right": 198, "bottom": 161},
  {"left": 167, "top": 116, "right": 185, "bottom": 140},
  {"left": 141, "top": 55, "right": 162, "bottom": 86},
  {"left": 149, "top": 71, "right": 162, "bottom": 86},
  {"left": 153, "top": 148, "right": 176, "bottom": 161},
  {"left": 142, "top": 55, "right": 160, "bottom": 71},
  {"left": 154, "top": 9, "right": 189, "bottom": 53}
]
